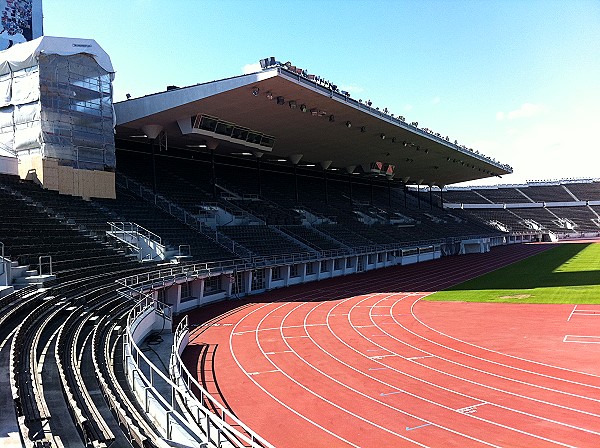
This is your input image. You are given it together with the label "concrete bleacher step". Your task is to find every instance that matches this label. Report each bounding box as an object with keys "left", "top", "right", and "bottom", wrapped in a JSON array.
[
  {"left": 14, "top": 274, "right": 56, "bottom": 286},
  {"left": 10, "top": 265, "right": 29, "bottom": 278},
  {"left": 0, "top": 285, "right": 15, "bottom": 298}
]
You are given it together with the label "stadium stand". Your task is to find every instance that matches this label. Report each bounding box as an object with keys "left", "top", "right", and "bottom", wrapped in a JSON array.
[
  {"left": 441, "top": 180, "right": 600, "bottom": 238},
  {"left": 1, "top": 34, "right": 596, "bottom": 448}
]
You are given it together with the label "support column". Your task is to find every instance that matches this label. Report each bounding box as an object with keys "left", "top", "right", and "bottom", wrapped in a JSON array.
[
  {"left": 210, "top": 145, "right": 217, "bottom": 200},
  {"left": 440, "top": 186, "right": 445, "bottom": 208},
  {"left": 320, "top": 161, "right": 332, "bottom": 205},
  {"left": 346, "top": 166, "right": 355, "bottom": 205},
  {"left": 289, "top": 154, "right": 303, "bottom": 204},
  {"left": 254, "top": 151, "right": 263, "bottom": 196},
  {"left": 141, "top": 125, "right": 164, "bottom": 194},
  {"left": 387, "top": 178, "right": 391, "bottom": 210},
  {"left": 151, "top": 138, "right": 157, "bottom": 193},
  {"left": 429, "top": 186, "right": 433, "bottom": 209}
]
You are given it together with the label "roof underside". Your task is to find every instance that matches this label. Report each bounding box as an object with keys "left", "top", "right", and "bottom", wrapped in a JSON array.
[{"left": 115, "top": 68, "right": 512, "bottom": 186}]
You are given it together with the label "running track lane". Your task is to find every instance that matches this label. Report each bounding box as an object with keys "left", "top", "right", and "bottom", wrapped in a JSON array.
[{"left": 184, "top": 243, "right": 600, "bottom": 447}]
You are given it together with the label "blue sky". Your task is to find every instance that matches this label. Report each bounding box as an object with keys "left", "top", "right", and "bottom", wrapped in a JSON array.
[{"left": 44, "top": 0, "right": 600, "bottom": 186}]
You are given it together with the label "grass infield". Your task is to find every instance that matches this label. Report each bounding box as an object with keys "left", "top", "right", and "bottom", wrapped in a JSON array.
[{"left": 427, "top": 243, "right": 600, "bottom": 304}]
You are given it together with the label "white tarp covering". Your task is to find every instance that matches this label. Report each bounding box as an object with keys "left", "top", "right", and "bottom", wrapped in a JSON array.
[
  {"left": 0, "top": 36, "right": 115, "bottom": 170},
  {"left": 0, "top": 36, "right": 114, "bottom": 78}
]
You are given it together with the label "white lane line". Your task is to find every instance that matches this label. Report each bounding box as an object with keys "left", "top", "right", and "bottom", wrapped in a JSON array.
[
  {"left": 365, "top": 297, "right": 600, "bottom": 435},
  {"left": 457, "top": 402, "right": 488, "bottom": 414},
  {"left": 223, "top": 249, "right": 568, "bottom": 447},
  {"left": 403, "top": 298, "right": 600, "bottom": 400},
  {"left": 563, "top": 335, "right": 600, "bottom": 344},
  {"left": 248, "top": 369, "right": 281, "bottom": 376},
  {"left": 229, "top": 300, "right": 363, "bottom": 447},
  {"left": 271, "top": 295, "right": 432, "bottom": 447},
  {"left": 370, "top": 354, "right": 398, "bottom": 360},
  {"left": 334, "top": 293, "right": 594, "bottom": 445},
  {"left": 567, "top": 305, "right": 578, "bottom": 322},
  {"left": 234, "top": 323, "right": 327, "bottom": 335},
  {"left": 411, "top": 297, "right": 600, "bottom": 380},
  {"left": 380, "top": 391, "right": 403, "bottom": 396}
]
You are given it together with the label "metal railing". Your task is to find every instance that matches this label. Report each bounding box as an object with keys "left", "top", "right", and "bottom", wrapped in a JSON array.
[
  {"left": 122, "top": 291, "right": 273, "bottom": 447},
  {"left": 0, "top": 241, "right": 6, "bottom": 286},
  {"left": 171, "top": 315, "right": 274, "bottom": 448},
  {"left": 117, "top": 173, "right": 253, "bottom": 260},
  {"left": 38, "top": 255, "right": 53, "bottom": 276},
  {"left": 107, "top": 221, "right": 167, "bottom": 260}
]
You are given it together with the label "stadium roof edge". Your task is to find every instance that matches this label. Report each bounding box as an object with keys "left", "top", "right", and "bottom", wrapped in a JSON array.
[
  {"left": 114, "top": 67, "right": 512, "bottom": 186},
  {"left": 115, "top": 69, "right": 278, "bottom": 125}
]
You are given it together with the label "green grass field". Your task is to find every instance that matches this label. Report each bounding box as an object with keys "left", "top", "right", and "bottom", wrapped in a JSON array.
[{"left": 427, "top": 243, "right": 600, "bottom": 304}]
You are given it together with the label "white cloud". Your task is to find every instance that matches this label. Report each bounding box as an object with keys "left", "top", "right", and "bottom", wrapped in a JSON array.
[
  {"left": 496, "top": 102, "right": 544, "bottom": 122},
  {"left": 242, "top": 62, "right": 262, "bottom": 74},
  {"left": 431, "top": 96, "right": 441, "bottom": 105},
  {"left": 404, "top": 104, "right": 414, "bottom": 112},
  {"left": 507, "top": 103, "right": 543, "bottom": 120}
]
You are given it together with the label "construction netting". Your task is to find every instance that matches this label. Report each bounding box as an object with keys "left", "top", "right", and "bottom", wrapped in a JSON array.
[{"left": 0, "top": 36, "right": 115, "bottom": 170}]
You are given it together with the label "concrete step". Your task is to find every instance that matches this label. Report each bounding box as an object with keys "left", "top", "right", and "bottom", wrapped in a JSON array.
[
  {"left": 10, "top": 265, "right": 29, "bottom": 278},
  {"left": 0, "top": 285, "right": 14, "bottom": 298},
  {"left": 14, "top": 274, "right": 56, "bottom": 285}
]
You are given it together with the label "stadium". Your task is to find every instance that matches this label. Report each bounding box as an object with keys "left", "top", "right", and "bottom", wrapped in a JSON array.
[{"left": 1, "top": 3, "right": 600, "bottom": 448}]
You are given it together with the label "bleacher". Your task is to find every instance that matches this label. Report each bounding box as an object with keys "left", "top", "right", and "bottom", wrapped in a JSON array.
[
  {"left": 563, "top": 181, "right": 600, "bottom": 201},
  {"left": 473, "top": 187, "right": 529, "bottom": 204},
  {"left": 95, "top": 185, "right": 236, "bottom": 262},
  {"left": 521, "top": 185, "right": 574, "bottom": 202},
  {"left": 440, "top": 180, "right": 600, "bottom": 236},
  {"left": 219, "top": 225, "right": 311, "bottom": 257},
  {"left": 3, "top": 151, "right": 599, "bottom": 448},
  {"left": 0, "top": 174, "right": 140, "bottom": 283}
]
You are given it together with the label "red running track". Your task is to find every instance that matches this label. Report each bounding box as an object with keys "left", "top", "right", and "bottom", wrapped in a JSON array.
[{"left": 183, "top": 243, "right": 600, "bottom": 447}]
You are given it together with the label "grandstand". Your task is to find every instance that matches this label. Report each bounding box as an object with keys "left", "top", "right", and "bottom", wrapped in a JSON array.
[
  {"left": 1, "top": 33, "right": 599, "bottom": 448},
  {"left": 438, "top": 180, "right": 600, "bottom": 238}
]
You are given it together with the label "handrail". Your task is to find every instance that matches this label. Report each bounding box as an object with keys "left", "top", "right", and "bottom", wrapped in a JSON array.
[
  {"left": 0, "top": 241, "right": 6, "bottom": 286},
  {"left": 178, "top": 244, "right": 191, "bottom": 257},
  {"left": 107, "top": 221, "right": 163, "bottom": 246},
  {"left": 38, "top": 255, "right": 53, "bottom": 276},
  {"left": 117, "top": 173, "right": 253, "bottom": 260},
  {"left": 123, "top": 293, "right": 272, "bottom": 447},
  {"left": 0, "top": 140, "right": 18, "bottom": 157},
  {"left": 172, "top": 315, "right": 274, "bottom": 447}
]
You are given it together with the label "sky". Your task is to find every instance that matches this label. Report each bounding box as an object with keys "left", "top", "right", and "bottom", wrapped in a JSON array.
[{"left": 43, "top": 0, "right": 600, "bottom": 187}]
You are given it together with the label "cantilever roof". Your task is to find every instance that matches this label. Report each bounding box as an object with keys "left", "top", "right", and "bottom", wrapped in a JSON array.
[{"left": 114, "top": 67, "right": 512, "bottom": 186}]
